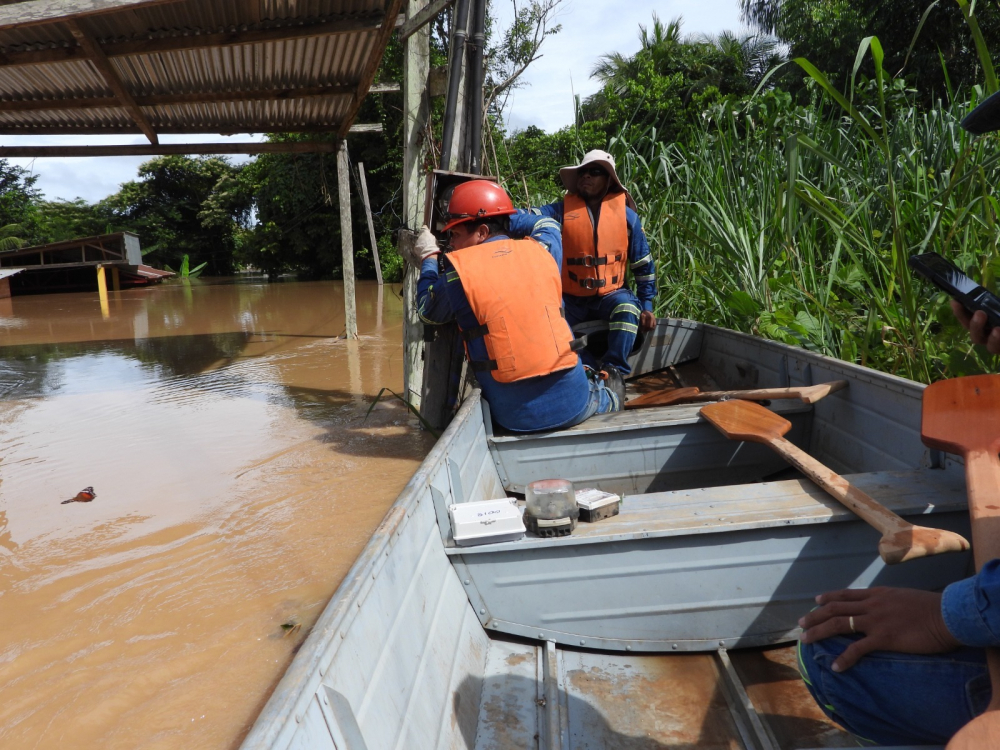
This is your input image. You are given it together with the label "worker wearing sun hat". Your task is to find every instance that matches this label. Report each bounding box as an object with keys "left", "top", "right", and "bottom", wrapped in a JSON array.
[
  {"left": 512, "top": 149, "right": 658, "bottom": 399},
  {"left": 791, "top": 91, "right": 1000, "bottom": 747},
  {"left": 412, "top": 179, "right": 622, "bottom": 433}
]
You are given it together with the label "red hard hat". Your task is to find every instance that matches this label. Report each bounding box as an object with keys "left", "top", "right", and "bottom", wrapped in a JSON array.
[{"left": 442, "top": 179, "right": 515, "bottom": 232}]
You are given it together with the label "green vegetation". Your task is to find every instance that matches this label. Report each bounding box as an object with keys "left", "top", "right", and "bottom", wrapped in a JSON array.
[{"left": 496, "top": 2, "right": 1000, "bottom": 383}]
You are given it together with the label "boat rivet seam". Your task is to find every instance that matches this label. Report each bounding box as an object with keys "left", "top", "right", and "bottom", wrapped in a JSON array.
[
  {"left": 625, "top": 645, "right": 632, "bottom": 651},
  {"left": 479, "top": 608, "right": 485, "bottom": 615},
  {"left": 295, "top": 714, "right": 301, "bottom": 723},
  {"left": 672, "top": 644, "right": 678, "bottom": 650},
  {"left": 579, "top": 640, "right": 585, "bottom": 645},
  {"left": 464, "top": 579, "right": 470, "bottom": 585},
  {"left": 719, "top": 641, "right": 725, "bottom": 647}
]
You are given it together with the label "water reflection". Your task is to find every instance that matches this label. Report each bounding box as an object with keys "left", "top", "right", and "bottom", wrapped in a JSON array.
[{"left": 0, "top": 279, "right": 430, "bottom": 750}]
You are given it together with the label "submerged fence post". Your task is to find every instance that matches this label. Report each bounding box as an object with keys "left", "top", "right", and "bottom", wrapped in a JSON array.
[
  {"left": 358, "top": 162, "right": 383, "bottom": 286},
  {"left": 337, "top": 139, "right": 358, "bottom": 340}
]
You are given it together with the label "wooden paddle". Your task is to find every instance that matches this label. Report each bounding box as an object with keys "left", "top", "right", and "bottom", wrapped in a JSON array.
[
  {"left": 921, "top": 375, "right": 1000, "bottom": 749},
  {"left": 626, "top": 380, "right": 848, "bottom": 409},
  {"left": 700, "top": 399, "right": 971, "bottom": 564}
]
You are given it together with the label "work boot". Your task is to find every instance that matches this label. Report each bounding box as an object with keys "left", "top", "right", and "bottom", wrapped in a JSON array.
[{"left": 599, "top": 363, "right": 626, "bottom": 411}]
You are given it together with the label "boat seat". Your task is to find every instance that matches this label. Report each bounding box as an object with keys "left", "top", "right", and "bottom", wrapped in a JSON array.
[
  {"left": 483, "top": 398, "right": 817, "bottom": 495},
  {"left": 445, "top": 467, "right": 968, "bottom": 555}
]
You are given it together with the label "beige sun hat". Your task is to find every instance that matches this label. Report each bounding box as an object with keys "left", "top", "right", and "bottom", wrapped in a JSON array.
[{"left": 558, "top": 149, "right": 636, "bottom": 210}]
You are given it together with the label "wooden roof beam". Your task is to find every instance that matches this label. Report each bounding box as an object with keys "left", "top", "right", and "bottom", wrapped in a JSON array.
[
  {"left": 399, "top": 0, "right": 454, "bottom": 41},
  {"left": 0, "top": 14, "right": 386, "bottom": 70},
  {"left": 0, "top": 84, "right": 358, "bottom": 113},
  {"left": 0, "top": 82, "right": 398, "bottom": 113},
  {"left": 65, "top": 19, "right": 158, "bottom": 144},
  {"left": 0, "top": 123, "right": 384, "bottom": 136},
  {"left": 0, "top": 142, "right": 339, "bottom": 158}
]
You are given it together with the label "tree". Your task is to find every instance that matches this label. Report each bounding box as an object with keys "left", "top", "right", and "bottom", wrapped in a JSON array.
[
  {"left": 0, "top": 159, "right": 41, "bottom": 243},
  {"left": 740, "top": 0, "right": 1000, "bottom": 100},
  {"left": 107, "top": 156, "right": 248, "bottom": 275}
]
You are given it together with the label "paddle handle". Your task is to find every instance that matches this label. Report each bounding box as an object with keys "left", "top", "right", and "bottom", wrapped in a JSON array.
[
  {"left": 770, "top": 436, "right": 913, "bottom": 536},
  {"left": 628, "top": 380, "right": 848, "bottom": 409}
]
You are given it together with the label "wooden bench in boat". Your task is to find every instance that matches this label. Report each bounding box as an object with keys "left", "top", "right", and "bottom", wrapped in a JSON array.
[
  {"left": 442, "top": 468, "right": 973, "bottom": 652},
  {"left": 483, "top": 398, "right": 818, "bottom": 495}
]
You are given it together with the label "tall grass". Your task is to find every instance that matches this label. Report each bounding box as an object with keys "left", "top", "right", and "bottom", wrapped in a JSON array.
[{"left": 609, "top": 57, "right": 1000, "bottom": 383}]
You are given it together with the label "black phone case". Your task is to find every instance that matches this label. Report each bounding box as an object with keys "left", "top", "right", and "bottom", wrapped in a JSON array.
[{"left": 908, "top": 253, "right": 1000, "bottom": 329}]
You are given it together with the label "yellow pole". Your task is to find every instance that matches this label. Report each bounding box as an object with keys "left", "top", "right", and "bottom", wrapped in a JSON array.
[{"left": 97, "top": 265, "right": 109, "bottom": 319}]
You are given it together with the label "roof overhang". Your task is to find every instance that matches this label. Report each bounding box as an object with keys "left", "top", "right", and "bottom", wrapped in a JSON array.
[{"left": 0, "top": 0, "right": 405, "bottom": 156}]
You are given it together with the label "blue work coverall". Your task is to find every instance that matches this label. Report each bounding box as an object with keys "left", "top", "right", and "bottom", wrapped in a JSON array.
[
  {"left": 415, "top": 218, "right": 619, "bottom": 433},
  {"left": 798, "top": 561, "right": 998, "bottom": 745},
  {"left": 512, "top": 199, "right": 657, "bottom": 375}
]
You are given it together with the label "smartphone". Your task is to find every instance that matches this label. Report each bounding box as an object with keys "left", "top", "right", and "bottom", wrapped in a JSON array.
[{"left": 908, "top": 252, "right": 1000, "bottom": 330}]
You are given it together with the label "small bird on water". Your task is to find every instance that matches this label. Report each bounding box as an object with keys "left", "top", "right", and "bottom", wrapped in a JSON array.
[{"left": 61, "top": 487, "right": 96, "bottom": 504}]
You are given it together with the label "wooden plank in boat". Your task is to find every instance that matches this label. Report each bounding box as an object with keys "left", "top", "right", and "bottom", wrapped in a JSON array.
[{"left": 445, "top": 468, "right": 967, "bottom": 554}]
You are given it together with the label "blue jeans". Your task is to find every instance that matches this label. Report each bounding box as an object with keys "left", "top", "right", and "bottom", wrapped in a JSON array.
[
  {"left": 798, "top": 635, "right": 991, "bottom": 745},
  {"left": 564, "top": 289, "right": 641, "bottom": 375},
  {"left": 562, "top": 368, "right": 621, "bottom": 428}
]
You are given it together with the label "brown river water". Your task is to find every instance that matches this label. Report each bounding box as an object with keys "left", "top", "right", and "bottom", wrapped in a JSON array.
[{"left": 0, "top": 280, "right": 433, "bottom": 749}]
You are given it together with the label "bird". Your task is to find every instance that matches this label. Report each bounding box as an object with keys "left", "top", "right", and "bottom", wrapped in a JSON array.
[{"left": 61, "top": 487, "right": 96, "bottom": 504}]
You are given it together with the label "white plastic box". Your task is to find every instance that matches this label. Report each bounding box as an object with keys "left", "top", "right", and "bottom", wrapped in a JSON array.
[{"left": 448, "top": 498, "right": 526, "bottom": 546}]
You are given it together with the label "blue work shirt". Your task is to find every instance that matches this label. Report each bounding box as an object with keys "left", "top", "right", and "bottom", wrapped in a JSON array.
[
  {"left": 942, "top": 559, "right": 1000, "bottom": 647},
  {"left": 511, "top": 197, "right": 657, "bottom": 312},
  {"left": 415, "top": 218, "right": 592, "bottom": 433}
]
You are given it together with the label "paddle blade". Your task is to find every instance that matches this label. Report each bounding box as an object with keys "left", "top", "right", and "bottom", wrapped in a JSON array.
[
  {"left": 700, "top": 400, "right": 792, "bottom": 444},
  {"left": 922, "top": 375, "right": 1000, "bottom": 455}
]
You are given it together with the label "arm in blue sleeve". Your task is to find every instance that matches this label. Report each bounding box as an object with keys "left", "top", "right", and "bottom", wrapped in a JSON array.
[
  {"left": 514, "top": 202, "right": 564, "bottom": 222},
  {"left": 626, "top": 208, "right": 657, "bottom": 313},
  {"left": 527, "top": 215, "right": 563, "bottom": 270},
  {"left": 941, "top": 558, "right": 1000, "bottom": 647},
  {"left": 416, "top": 256, "right": 455, "bottom": 325}
]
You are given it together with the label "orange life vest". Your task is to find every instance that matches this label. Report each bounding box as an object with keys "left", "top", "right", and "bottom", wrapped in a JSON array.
[
  {"left": 447, "top": 238, "right": 578, "bottom": 384},
  {"left": 561, "top": 192, "right": 629, "bottom": 296}
]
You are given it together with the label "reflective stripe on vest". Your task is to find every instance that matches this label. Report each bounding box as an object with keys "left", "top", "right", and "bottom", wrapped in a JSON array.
[
  {"left": 561, "top": 192, "right": 628, "bottom": 296},
  {"left": 447, "top": 238, "right": 578, "bottom": 384}
]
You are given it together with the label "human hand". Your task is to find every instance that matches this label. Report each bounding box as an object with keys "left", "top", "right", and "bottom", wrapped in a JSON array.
[
  {"left": 414, "top": 226, "right": 440, "bottom": 262},
  {"left": 951, "top": 299, "right": 1000, "bottom": 354},
  {"left": 799, "top": 587, "right": 960, "bottom": 673},
  {"left": 639, "top": 310, "right": 656, "bottom": 333}
]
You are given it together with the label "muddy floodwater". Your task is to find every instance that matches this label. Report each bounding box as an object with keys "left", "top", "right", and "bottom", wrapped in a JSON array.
[{"left": 0, "top": 280, "right": 433, "bottom": 749}]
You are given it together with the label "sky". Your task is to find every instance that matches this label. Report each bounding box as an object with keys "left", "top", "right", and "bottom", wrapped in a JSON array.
[{"left": 7, "top": 0, "right": 745, "bottom": 205}]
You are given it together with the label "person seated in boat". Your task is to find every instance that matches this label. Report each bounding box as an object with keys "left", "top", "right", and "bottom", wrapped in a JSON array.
[
  {"left": 412, "top": 179, "right": 622, "bottom": 433},
  {"left": 797, "top": 94, "right": 1000, "bottom": 747},
  {"left": 509, "top": 150, "right": 658, "bottom": 390}
]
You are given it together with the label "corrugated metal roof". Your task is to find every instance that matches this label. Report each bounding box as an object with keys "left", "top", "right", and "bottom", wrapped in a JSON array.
[{"left": 0, "top": 0, "right": 401, "bottom": 139}]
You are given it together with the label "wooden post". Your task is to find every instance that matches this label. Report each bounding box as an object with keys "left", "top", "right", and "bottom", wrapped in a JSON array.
[
  {"left": 402, "top": 0, "right": 432, "bottom": 408},
  {"left": 111, "top": 265, "right": 121, "bottom": 292},
  {"left": 357, "top": 162, "right": 383, "bottom": 285},
  {"left": 96, "top": 265, "right": 109, "bottom": 319},
  {"left": 337, "top": 139, "right": 358, "bottom": 339}
]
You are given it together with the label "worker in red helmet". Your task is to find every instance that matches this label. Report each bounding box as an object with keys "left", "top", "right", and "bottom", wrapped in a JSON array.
[{"left": 413, "top": 179, "right": 621, "bottom": 433}]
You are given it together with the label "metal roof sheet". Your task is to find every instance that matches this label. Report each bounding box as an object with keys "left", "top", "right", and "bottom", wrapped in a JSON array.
[{"left": 0, "top": 0, "right": 401, "bottom": 141}]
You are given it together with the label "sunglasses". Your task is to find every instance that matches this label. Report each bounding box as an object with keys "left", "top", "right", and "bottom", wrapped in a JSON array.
[{"left": 581, "top": 166, "right": 608, "bottom": 178}]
